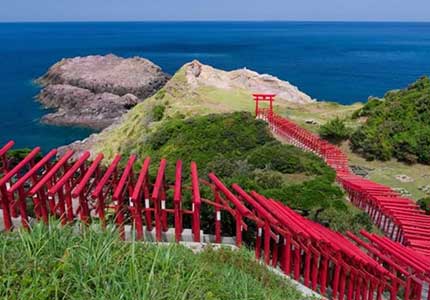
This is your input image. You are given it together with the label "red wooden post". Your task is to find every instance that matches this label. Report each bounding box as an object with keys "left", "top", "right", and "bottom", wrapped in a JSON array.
[
  {"left": 214, "top": 188, "right": 222, "bottom": 243},
  {"left": 311, "top": 252, "right": 319, "bottom": 291},
  {"left": 263, "top": 222, "right": 271, "bottom": 265},
  {"left": 130, "top": 157, "right": 151, "bottom": 240},
  {"left": 191, "top": 162, "right": 201, "bottom": 242},
  {"left": 304, "top": 248, "right": 312, "bottom": 287},
  {"left": 332, "top": 254, "right": 342, "bottom": 299},
  {"left": 72, "top": 153, "right": 104, "bottom": 225},
  {"left": 236, "top": 212, "right": 244, "bottom": 248},
  {"left": 320, "top": 256, "right": 329, "bottom": 295},
  {"left": 339, "top": 268, "right": 347, "bottom": 300},
  {"left": 92, "top": 154, "right": 122, "bottom": 227},
  {"left": 347, "top": 271, "right": 356, "bottom": 300},
  {"left": 152, "top": 159, "right": 167, "bottom": 242},
  {"left": 255, "top": 225, "right": 262, "bottom": 259},
  {"left": 113, "top": 155, "right": 136, "bottom": 240},
  {"left": 284, "top": 234, "right": 292, "bottom": 275},
  {"left": 173, "top": 160, "right": 183, "bottom": 242},
  {"left": 293, "top": 244, "right": 301, "bottom": 281}
]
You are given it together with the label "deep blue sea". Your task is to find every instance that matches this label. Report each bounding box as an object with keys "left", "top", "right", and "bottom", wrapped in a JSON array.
[{"left": 0, "top": 22, "right": 430, "bottom": 150}]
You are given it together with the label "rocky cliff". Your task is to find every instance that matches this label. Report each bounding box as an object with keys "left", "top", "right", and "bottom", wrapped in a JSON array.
[{"left": 37, "top": 54, "right": 170, "bottom": 129}]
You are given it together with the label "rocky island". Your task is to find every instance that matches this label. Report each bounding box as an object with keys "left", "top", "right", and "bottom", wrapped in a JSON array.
[{"left": 36, "top": 54, "right": 170, "bottom": 129}]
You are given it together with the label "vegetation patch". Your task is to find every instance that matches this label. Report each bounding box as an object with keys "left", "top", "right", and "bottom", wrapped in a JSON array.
[
  {"left": 139, "top": 112, "right": 372, "bottom": 233},
  {"left": 350, "top": 76, "right": 430, "bottom": 164},
  {"left": 319, "top": 117, "right": 352, "bottom": 144},
  {"left": 0, "top": 224, "right": 303, "bottom": 300}
]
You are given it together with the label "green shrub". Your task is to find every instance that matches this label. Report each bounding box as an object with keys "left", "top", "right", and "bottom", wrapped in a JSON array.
[
  {"left": 350, "top": 76, "right": 430, "bottom": 164},
  {"left": 418, "top": 197, "right": 430, "bottom": 214},
  {"left": 7, "top": 148, "right": 43, "bottom": 167},
  {"left": 152, "top": 104, "right": 166, "bottom": 121},
  {"left": 352, "top": 97, "right": 384, "bottom": 119},
  {"left": 319, "top": 118, "right": 352, "bottom": 144}
]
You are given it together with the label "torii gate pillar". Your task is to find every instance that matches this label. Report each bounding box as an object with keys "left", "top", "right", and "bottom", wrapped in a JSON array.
[{"left": 253, "top": 94, "right": 276, "bottom": 117}]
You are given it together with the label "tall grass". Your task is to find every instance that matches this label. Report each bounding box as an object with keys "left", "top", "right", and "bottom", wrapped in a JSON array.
[{"left": 0, "top": 223, "right": 303, "bottom": 300}]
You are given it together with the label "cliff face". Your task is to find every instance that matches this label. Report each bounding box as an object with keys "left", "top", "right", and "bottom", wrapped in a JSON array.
[{"left": 37, "top": 54, "right": 170, "bottom": 129}]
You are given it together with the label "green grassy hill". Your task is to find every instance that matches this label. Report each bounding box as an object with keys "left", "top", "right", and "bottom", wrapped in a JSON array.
[
  {"left": 92, "top": 65, "right": 257, "bottom": 159},
  {"left": 0, "top": 224, "right": 304, "bottom": 300},
  {"left": 350, "top": 76, "right": 430, "bottom": 164}
]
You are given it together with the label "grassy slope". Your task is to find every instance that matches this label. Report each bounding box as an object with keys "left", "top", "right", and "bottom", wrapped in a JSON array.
[
  {"left": 0, "top": 224, "right": 304, "bottom": 300},
  {"left": 92, "top": 66, "right": 278, "bottom": 161}
]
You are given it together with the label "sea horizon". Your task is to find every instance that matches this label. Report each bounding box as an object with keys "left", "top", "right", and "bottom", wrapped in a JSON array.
[{"left": 2, "top": 20, "right": 430, "bottom": 24}]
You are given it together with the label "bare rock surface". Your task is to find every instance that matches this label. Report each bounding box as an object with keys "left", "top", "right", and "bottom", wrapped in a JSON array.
[
  {"left": 37, "top": 54, "right": 170, "bottom": 129},
  {"left": 185, "top": 60, "right": 314, "bottom": 104}
]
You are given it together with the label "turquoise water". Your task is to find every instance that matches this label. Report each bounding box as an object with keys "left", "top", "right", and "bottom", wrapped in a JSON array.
[{"left": 0, "top": 22, "right": 429, "bottom": 150}]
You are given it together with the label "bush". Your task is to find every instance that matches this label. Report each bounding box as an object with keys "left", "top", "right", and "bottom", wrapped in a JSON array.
[
  {"left": 350, "top": 76, "right": 430, "bottom": 164},
  {"left": 152, "top": 104, "right": 166, "bottom": 121},
  {"left": 7, "top": 148, "right": 43, "bottom": 167},
  {"left": 418, "top": 197, "right": 430, "bottom": 214},
  {"left": 319, "top": 118, "right": 352, "bottom": 144}
]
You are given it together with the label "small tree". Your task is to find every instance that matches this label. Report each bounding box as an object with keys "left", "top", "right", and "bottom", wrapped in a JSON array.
[{"left": 319, "top": 118, "right": 351, "bottom": 144}]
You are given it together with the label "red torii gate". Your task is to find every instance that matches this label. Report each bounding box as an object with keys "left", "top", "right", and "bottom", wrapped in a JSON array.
[{"left": 253, "top": 93, "right": 275, "bottom": 117}]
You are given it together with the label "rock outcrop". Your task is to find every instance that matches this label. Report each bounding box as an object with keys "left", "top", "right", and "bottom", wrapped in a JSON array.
[
  {"left": 185, "top": 60, "right": 314, "bottom": 104},
  {"left": 37, "top": 54, "right": 170, "bottom": 129}
]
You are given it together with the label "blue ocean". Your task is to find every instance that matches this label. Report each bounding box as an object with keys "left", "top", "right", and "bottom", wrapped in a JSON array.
[{"left": 0, "top": 22, "right": 429, "bottom": 150}]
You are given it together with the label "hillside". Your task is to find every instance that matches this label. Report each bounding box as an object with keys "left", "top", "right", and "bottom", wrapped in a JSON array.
[
  {"left": 87, "top": 60, "right": 313, "bottom": 158},
  {"left": 76, "top": 61, "right": 370, "bottom": 232},
  {"left": 94, "top": 111, "right": 369, "bottom": 233},
  {"left": 351, "top": 76, "right": 430, "bottom": 164},
  {"left": 0, "top": 224, "right": 304, "bottom": 300},
  {"left": 284, "top": 77, "right": 430, "bottom": 201}
]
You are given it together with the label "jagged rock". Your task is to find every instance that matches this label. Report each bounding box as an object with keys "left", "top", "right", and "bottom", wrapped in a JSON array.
[
  {"left": 184, "top": 60, "right": 314, "bottom": 104},
  {"left": 38, "top": 84, "right": 141, "bottom": 130},
  {"left": 36, "top": 54, "right": 170, "bottom": 129}
]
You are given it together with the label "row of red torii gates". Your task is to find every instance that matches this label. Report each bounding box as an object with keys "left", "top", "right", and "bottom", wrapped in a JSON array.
[{"left": 0, "top": 95, "right": 428, "bottom": 300}]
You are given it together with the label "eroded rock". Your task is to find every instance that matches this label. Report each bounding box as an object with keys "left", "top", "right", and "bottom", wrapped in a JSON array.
[{"left": 36, "top": 54, "right": 170, "bottom": 129}]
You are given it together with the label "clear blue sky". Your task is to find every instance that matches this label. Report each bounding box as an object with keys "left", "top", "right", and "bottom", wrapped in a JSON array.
[{"left": 2, "top": 0, "right": 430, "bottom": 22}]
